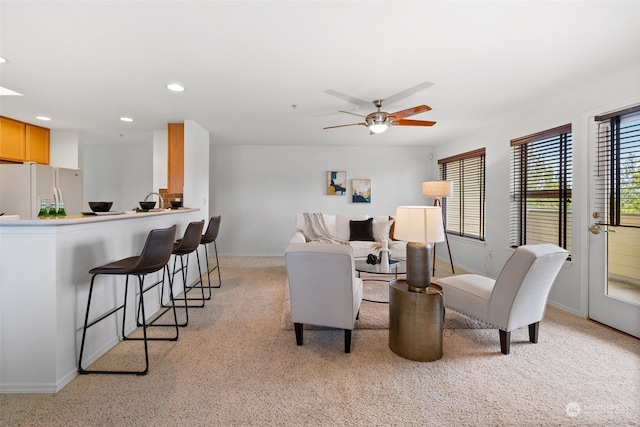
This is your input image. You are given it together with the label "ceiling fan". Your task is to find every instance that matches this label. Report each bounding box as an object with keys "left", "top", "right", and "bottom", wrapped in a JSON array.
[{"left": 323, "top": 82, "right": 436, "bottom": 134}]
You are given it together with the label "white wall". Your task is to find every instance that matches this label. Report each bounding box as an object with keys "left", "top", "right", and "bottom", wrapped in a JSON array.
[
  {"left": 84, "top": 122, "right": 209, "bottom": 217},
  {"left": 82, "top": 143, "right": 153, "bottom": 212},
  {"left": 184, "top": 120, "right": 209, "bottom": 214},
  {"left": 49, "top": 130, "right": 80, "bottom": 169},
  {"left": 431, "top": 64, "right": 640, "bottom": 316},
  {"left": 210, "top": 145, "right": 433, "bottom": 256},
  {"left": 152, "top": 129, "right": 167, "bottom": 192}
]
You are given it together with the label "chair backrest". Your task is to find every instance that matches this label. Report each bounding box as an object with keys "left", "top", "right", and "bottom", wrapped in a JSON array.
[
  {"left": 285, "top": 242, "right": 361, "bottom": 330},
  {"left": 173, "top": 220, "right": 205, "bottom": 254},
  {"left": 488, "top": 244, "right": 568, "bottom": 329},
  {"left": 201, "top": 216, "right": 221, "bottom": 244},
  {"left": 134, "top": 225, "right": 177, "bottom": 274}
]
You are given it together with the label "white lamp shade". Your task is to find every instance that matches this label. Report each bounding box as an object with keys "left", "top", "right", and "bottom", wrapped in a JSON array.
[
  {"left": 393, "top": 206, "right": 445, "bottom": 243},
  {"left": 421, "top": 181, "right": 453, "bottom": 198}
]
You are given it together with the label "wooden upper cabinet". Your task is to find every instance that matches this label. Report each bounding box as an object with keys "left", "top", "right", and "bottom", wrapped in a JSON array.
[
  {"left": 167, "top": 123, "right": 184, "bottom": 193},
  {"left": 25, "top": 124, "right": 50, "bottom": 164},
  {"left": 0, "top": 116, "right": 50, "bottom": 164},
  {"left": 0, "top": 116, "right": 26, "bottom": 162}
]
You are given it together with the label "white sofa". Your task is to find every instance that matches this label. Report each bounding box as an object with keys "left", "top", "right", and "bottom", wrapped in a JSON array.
[{"left": 289, "top": 213, "right": 406, "bottom": 259}]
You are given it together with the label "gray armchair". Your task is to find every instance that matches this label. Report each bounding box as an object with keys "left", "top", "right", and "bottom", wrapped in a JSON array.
[
  {"left": 284, "top": 242, "right": 363, "bottom": 353},
  {"left": 436, "top": 244, "right": 568, "bottom": 354}
]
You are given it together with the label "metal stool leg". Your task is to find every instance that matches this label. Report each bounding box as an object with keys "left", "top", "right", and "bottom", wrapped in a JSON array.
[
  {"left": 190, "top": 247, "right": 213, "bottom": 301},
  {"left": 183, "top": 249, "right": 207, "bottom": 305},
  {"left": 202, "top": 241, "right": 222, "bottom": 290},
  {"left": 78, "top": 274, "right": 150, "bottom": 375},
  {"left": 137, "top": 265, "right": 180, "bottom": 337}
]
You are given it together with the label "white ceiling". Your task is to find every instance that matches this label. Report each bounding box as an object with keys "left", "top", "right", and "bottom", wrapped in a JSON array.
[{"left": 1, "top": 1, "right": 639, "bottom": 147}]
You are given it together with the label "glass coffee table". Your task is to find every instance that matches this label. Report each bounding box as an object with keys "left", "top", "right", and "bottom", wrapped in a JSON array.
[{"left": 354, "top": 259, "right": 406, "bottom": 303}]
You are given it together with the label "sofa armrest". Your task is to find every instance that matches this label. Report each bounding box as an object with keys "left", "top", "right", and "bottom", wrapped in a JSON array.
[{"left": 289, "top": 230, "right": 307, "bottom": 243}]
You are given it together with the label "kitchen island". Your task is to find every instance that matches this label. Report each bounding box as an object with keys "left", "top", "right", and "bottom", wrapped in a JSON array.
[{"left": 0, "top": 208, "right": 203, "bottom": 393}]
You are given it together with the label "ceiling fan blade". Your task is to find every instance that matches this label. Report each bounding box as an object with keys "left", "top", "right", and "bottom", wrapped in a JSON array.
[
  {"left": 339, "top": 110, "right": 367, "bottom": 118},
  {"left": 388, "top": 105, "right": 432, "bottom": 120},
  {"left": 394, "top": 119, "right": 437, "bottom": 127},
  {"left": 383, "top": 82, "right": 434, "bottom": 106},
  {"left": 323, "top": 122, "right": 367, "bottom": 130},
  {"left": 325, "top": 89, "right": 370, "bottom": 107}
]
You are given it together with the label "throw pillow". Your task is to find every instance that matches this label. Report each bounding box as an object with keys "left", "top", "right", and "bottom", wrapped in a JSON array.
[
  {"left": 389, "top": 215, "right": 398, "bottom": 240},
  {"left": 373, "top": 218, "right": 394, "bottom": 242},
  {"left": 349, "top": 218, "right": 375, "bottom": 241}
]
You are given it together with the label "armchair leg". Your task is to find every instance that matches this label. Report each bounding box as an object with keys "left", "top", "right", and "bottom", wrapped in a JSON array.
[
  {"left": 294, "top": 323, "right": 303, "bottom": 346},
  {"left": 499, "top": 330, "right": 511, "bottom": 355},
  {"left": 528, "top": 322, "right": 540, "bottom": 343},
  {"left": 344, "top": 329, "right": 352, "bottom": 353}
]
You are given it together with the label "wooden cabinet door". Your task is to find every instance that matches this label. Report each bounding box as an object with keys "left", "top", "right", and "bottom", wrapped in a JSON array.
[
  {"left": 25, "top": 124, "right": 50, "bottom": 164},
  {"left": 0, "top": 116, "right": 26, "bottom": 162},
  {"left": 168, "top": 123, "right": 184, "bottom": 193}
]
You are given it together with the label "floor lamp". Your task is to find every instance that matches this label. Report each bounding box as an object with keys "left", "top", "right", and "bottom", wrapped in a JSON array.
[{"left": 421, "top": 181, "right": 455, "bottom": 276}]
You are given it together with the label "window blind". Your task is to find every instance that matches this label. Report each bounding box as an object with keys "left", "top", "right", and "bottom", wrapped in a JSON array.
[
  {"left": 594, "top": 106, "right": 640, "bottom": 228},
  {"left": 438, "top": 148, "right": 486, "bottom": 240},
  {"left": 509, "top": 124, "right": 572, "bottom": 252}
]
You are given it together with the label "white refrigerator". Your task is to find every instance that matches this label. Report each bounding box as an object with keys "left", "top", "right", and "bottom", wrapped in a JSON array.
[{"left": 0, "top": 163, "right": 83, "bottom": 219}]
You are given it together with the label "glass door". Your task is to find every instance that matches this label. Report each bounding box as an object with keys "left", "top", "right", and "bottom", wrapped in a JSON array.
[{"left": 588, "top": 106, "right": 640, "bottom": 338}]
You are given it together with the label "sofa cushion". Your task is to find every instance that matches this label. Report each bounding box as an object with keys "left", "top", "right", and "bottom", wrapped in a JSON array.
[
  {"left": 372, "top": 217, "right": 394, "bottom": 241},
  {"left": 350, "top": 241, "right": 378, "bottom": 258},
  {"left": 336, "top": 214, "right": 369, "bottom": 241},
  {"left": 349, "top": 218, "right": 375, "bottom": 241}
]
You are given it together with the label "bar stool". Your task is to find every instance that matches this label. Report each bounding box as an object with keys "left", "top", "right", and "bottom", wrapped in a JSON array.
[
  {"left": 165, "top": 220, "right": 205, "bottom": 326},
  {"left": 78, "top": 225, "right": 177, "bottom": 376},
  {"left": 199, "top": 216, "right": 222, "bottom": 299}
]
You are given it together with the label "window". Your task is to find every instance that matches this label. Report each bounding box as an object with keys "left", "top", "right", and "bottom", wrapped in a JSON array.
[
  {"left": 509, "top": 124, "right": 572, "bottom": 253},
  {"left": 594, "top": 105, "right": 640, "bottom": 228},
  {"left": 438, "top": 148, "right": 486, "bottom": 240}
]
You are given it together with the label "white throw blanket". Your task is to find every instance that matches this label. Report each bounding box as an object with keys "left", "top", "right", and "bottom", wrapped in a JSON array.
[{"left": 302, "top": 213, "right": 348, "bottom": 245}]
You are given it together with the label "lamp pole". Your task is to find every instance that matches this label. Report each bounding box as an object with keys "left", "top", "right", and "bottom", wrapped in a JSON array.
[{"left": 432, "top": 197, "right": 454, "bottom": 276}]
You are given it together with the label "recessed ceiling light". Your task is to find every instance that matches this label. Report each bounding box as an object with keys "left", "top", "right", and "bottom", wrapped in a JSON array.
[
  {"left": 120, "top": 117, "right": 134, "bottom": 122},
  {"left": 0, "top": 86, "right": 22, "bottom": 96},
  {"left": 0, "top": 57, "right": 7, "bottom": 63},
  {"left": 36, "top": 116, "right": 51, "bottom": 121},
  {"left": 166, "top": 83, "right": 185, "bottom": 92}
]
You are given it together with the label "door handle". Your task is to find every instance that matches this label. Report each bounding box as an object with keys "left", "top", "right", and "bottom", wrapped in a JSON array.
[{"left": 589, "top": 224, "right": 602, "bottom": 234}]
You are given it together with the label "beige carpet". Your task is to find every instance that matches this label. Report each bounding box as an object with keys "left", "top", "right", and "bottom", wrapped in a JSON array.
[{"left": 1, "top": 256, "right": 639, "bottom": 427}]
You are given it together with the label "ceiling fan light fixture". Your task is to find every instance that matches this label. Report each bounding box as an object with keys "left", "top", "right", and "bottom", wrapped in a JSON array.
[
  {"left": 369, "top": 123, "right": 388, "bottom": 134},
  {"left": 367, "top": 111, "right": 392, "bottom": 134}
]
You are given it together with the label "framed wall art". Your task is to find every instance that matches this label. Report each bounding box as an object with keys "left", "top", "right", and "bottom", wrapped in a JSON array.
[
  {"left": 327, "top": 171, "right": 347, "bottom": 195},
  {"left": 351, "top": 179, "right": 371, "bottom": 203}
]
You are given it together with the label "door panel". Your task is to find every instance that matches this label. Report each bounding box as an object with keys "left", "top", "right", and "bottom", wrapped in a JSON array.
[{"left": 588, "top": 105, "right": 640, "bottom": 338}]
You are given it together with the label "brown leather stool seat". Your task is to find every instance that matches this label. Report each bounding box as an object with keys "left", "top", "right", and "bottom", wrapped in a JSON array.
[{"left": 78, "top": 225, "right": 177, "bottom": 375}]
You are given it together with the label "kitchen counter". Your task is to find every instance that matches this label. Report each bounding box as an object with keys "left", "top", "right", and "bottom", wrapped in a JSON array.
[
  {"left": 0, "top": 207, "right": 203, "bottom": 393},
  {"left": 0, "top": 207, "right": 198, "bottom": 225}
]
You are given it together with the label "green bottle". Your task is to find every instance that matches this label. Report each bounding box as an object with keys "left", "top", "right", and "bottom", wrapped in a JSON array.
[
  {"left": 57, "top": 202, "right": 66, "bottom": 218},
  {"left": 38, "top": 202, "right": 48, "bottom": 219},
  {"left": 48, "top": 202, "right": 57, "bottom": 218}
]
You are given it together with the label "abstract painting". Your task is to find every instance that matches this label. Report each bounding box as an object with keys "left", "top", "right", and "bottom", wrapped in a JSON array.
[
  {"left": 352, "top": 179, "right": 371, "bottom": 203},
  {"left": 327, "top": 171, "right": 347, "bottom": 195}
]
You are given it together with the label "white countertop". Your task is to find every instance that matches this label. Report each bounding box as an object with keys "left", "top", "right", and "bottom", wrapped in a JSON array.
[{"left": 0, "top": 207, "right": 199, "bottom": 226}]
